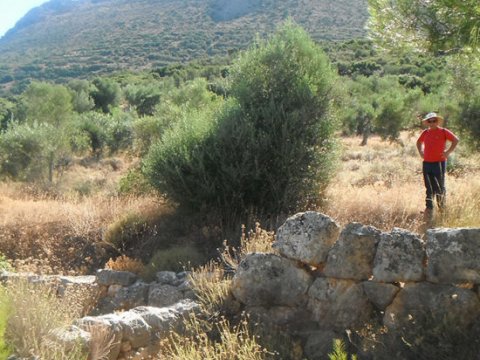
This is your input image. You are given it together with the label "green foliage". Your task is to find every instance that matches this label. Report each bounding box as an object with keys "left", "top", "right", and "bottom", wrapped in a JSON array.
[
  {"left": 368, "top": 0, "right": 480, "bottom": 54},
  {"left": 91, "top": 78, "right": 121, "bottom": 113},
  {"left": 340, "top": 75, "right": 421, "bottom": 141},
  {"left": 104, "top": 213, "right": 151, "bottom": 253},
  {"left": 118, "top": 167, "right": 153, "bottom": 195},
  {"left": 144, "top": 22, "right": 339, "bottom": 222},
  {"left": 68, "top": 79, "right": 95, "bottom": 113},
  {"left": 328, "top": 339, "right": 357, "bottom": 360},
  {"left": 125, "top": 83, "right": 162, "bottom": 116},
  {"left": 0, "top": 286, "right": 13, "bottom": 359},
  {"left": 0, "top": 0, "right": 368, "bottom": 93},
  {"left": 457, "top": 93, "right": 480, "bottom": 151},
  {"left": 0, "top": 123, "right": 50, "bottom": 181},
  {"left": 0, "top": 254, "right": 11, "bottom": 272},
  {"left": 22, "top": 82, "right": 73, "bottom": 127},
  {"left": 0, "top": 98, "right": 15, "bottom": 132}
]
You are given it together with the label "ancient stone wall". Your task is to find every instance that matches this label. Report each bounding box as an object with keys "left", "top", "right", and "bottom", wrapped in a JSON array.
[{"left": 3, "top": 211, "right": 480, "bottom": 359}]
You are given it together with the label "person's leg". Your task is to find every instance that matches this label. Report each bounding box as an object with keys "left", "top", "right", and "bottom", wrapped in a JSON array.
[
  {"left": 434, "top": 161, "right": 447, "bottom": 209},
  {"left": 431, "top": 161, "right": 446, "bottom": 210},
  {"left": 422, "top": 162, "right": 434, "bottom": 210}
]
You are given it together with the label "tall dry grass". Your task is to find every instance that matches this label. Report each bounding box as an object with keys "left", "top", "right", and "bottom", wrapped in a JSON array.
[{"left": 322, "top": 133, "right": 480, "bottom": 234}]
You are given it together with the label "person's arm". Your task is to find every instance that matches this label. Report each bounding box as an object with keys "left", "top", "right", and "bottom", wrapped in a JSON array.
[
  {"left": 444, "top": 135, "right": 459, "bottom": 158},
  {"left": 416, "top": 138, "right": 424, "bottom": 158}
]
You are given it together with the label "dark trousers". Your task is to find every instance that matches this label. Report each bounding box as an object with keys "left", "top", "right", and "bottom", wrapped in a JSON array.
[{"left": 422, "top": 161, "right": 446, "bottom": 209}]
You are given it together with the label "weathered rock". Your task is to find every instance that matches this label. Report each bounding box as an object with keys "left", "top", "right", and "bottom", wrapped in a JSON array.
[
  {"left": 373, "top": 228, "right": 425, "bottom": 282},
  {"left": 117, "top": 312, "right": 152, "bottom": 349},
  {"left": 96, "top": 269, "right": 138, "bottom": 287},
  {"left": 232, "top": 253, "right": 313, "bottom": 307},
  {"left": 274, "top": 211, "right": 340, "bottom": 266},
  {"left": 132, "top": 300, "right": 200, "bottom": 335},
  {"left": 362, "top": 281, "right": 400, "bottom": 310},
  {"left": 76, "top": 315, "right": 123, "bottom": 360},
  {"left": 246, "top": 306, "right": 317, "bottom": 332},
  {"left": 324, "top": 223, "right": 382, "bottom": 280},
  {"left": 155, "top": 271, "right": 178, "bottom": 285},
  {"left": 307, "top": 278, "right": 373, "bottom": 329},
  {"left": 47, "top": 325, "right": 91, "bottom": 354},
  {"left": 148, "top": 284, "right": 184, "bottom": 307},
  {"left": 110, "top": 281, "right": 149, "bottom": 310},
  {"left": 384, "top": 282, "right": 480, "bottom": 330},
  {"left": 426, "top": 227, "right": 480, "bottom": 284},
  {"left": 304, "top": 330, "right": 342, "bottom": 360}
]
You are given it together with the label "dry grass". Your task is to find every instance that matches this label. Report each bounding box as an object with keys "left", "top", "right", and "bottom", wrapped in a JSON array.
[
  {"left": 322, "top": 132, "right": 480, "bottom": 234},
  {"left": 1, "top": 279, "right": 89, "bottom": 359},
  {"left": 0, "top": 133, "right": 478, "bottom": 276}
]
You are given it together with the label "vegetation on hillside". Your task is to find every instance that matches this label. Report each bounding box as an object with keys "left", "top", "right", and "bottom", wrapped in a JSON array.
[
  {"left": 0, "top": 1, "right": 479, "bottom": 357},
  {"left": 0, "top": 0, "right": 368, "bottom": 92}
]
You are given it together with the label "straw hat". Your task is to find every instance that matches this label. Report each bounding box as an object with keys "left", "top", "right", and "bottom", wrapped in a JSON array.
[{"left": 422, "top": 112, "right": 444, "bottom": 126}]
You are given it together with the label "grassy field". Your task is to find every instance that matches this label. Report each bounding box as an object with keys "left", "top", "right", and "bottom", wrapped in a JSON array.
[{"left": 0, "top": 132, "right": 478, "bottom": 275}]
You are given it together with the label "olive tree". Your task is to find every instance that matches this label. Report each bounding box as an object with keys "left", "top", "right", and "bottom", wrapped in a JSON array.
[{"left": 144, "top": 22, "right": 339, "bottom": 224}]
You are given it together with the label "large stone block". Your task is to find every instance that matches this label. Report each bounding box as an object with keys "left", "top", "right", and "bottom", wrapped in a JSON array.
[
  {"left": 307, "top": 277, "right": 373, "bottom": 330},
  {"left": 324, "top": 222, "right": 382, "bottom": 280},
  {"left": 384, "top": 282, "right": 480, "bottom": 330},
  {"left": 426, "top": 227, "right": 480, "bottom": 284},
  {"left": 373, "top": 228, "right": 425, "bottom": 282},
  {"left": 274, "top": 211, "right": 340, "bottom": 266},
  {"left": 232, "top": 253, "right": 313, "bottom": 307}
]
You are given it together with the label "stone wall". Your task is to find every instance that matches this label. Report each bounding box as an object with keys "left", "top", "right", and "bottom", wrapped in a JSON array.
[
  {"left": 232, "top": 212, "right": 480, "bottom": 359},
  {"left": 2, "top": 211, "right": 480, "bottom": 359}
]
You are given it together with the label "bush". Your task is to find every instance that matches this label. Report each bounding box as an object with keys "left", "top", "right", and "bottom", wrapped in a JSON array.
[
  {"left": 144, "top": 245, "right": 205, "bottom": 275},
  {"left": 144, "top": 22, "right": 338, "bottom": 223},
  {"left": 0, "top": 123, "right": 49, "bottom": 181},
  {"left": 104, "top": 213, "right": 150, "bottom": 252}
]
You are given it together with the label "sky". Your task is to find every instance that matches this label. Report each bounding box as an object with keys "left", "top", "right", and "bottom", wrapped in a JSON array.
[{"left": 0, "top": 0, "right": 49, "bottom": 38}]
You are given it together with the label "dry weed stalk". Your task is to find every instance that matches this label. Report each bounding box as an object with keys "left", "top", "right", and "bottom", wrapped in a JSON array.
[
  {"left": 220, "top": 223, "right": 275, "bottom": 271},
  {"left": 84, "top": 323, "right": 120, "bottom": 360},
  {"left": 159, "top": 313, "right": 272, "bottom": 360},
  {"left": 3, "top": 278, "right": 90, "bottom": 359}
]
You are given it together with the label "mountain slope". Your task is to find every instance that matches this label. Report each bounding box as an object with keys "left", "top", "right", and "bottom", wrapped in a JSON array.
[{"left": 0, "top": 0, "right": 368, "bottom": 90}]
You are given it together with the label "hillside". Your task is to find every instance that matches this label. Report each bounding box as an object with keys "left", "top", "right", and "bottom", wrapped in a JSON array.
[{"left": 0, "top": 0, "right": 368, "bottom": 91}]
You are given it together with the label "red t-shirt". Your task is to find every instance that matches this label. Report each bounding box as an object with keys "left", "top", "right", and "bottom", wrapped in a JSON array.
[{"left": 418, "top": 127, "right": 456, "bottom": 162}]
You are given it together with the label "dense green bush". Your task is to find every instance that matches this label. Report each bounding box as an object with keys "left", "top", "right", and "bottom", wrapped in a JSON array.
[
  {"left": 144, "top": 22, "right": 339, "bottom": 223},
  {"left": 0, "top": 123, "right": 49, "bottom": 181}
]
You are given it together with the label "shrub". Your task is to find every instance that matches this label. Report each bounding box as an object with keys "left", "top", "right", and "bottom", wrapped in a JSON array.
[
  {"left": 105, "top": 255, "right": 145, "bottom": 275},
  {"left": 0, "top": 123, "right": 49, "bottom": 181},
  {"left": 144, "top": 22, "right": 338, "bottom": 224},
  {"left": 144, "top": 245, "right": 205, "bottom": 275},
  {"left": 104, "top": 213, "right": 150, "bottom": 252}
]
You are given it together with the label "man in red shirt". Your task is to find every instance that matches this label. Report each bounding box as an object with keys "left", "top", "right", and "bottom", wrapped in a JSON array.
[{"left": 416, "top": 112, "right": 459, "bottom": 214}]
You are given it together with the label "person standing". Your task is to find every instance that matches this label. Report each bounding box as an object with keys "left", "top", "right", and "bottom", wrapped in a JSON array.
[{"left": 416, "top": 112, "right": 459, "bottom": 215}]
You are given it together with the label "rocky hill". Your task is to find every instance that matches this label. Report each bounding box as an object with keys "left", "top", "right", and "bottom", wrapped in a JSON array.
[{"left": 0, "top": 0, "right": 368, "bottom": 91}]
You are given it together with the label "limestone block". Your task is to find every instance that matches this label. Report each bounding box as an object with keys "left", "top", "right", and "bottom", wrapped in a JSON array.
[
  {"left": 362, "top": 281, "right": 400, "bottom": 310},
  {"left": 232, "top": 253, "right": 313, "bottom": 307},
  {"left": 307, "top": 277, "right": 373, "bottom": 329},
  {"left": 96, "top": 269, "right": 138, "bottom": 286},
  {"left": 147, "top": 283, "right": 183, "bottom": 307},
  {"left": 384, "top": 282, "right": 480, "bottom": 330},
  {"left": 426, "top": 227, "right": 480, "bottom": 284},
  {"left": 324, "top": 222, "right": 382, "bottom": 280},
  {"left": 274, "top": 211, "right": 340, "bottom": 266},
  {"left": 373, "top": 228, "right": 425, "bottom": 282},
  {"left": 117, "top": 312, "right": 152, "bottom": 349}
]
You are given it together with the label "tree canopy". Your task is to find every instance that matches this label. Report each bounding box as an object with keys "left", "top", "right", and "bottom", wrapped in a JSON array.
[{"left": 368, "top": 0, "right": 480, "bottom": 54}]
